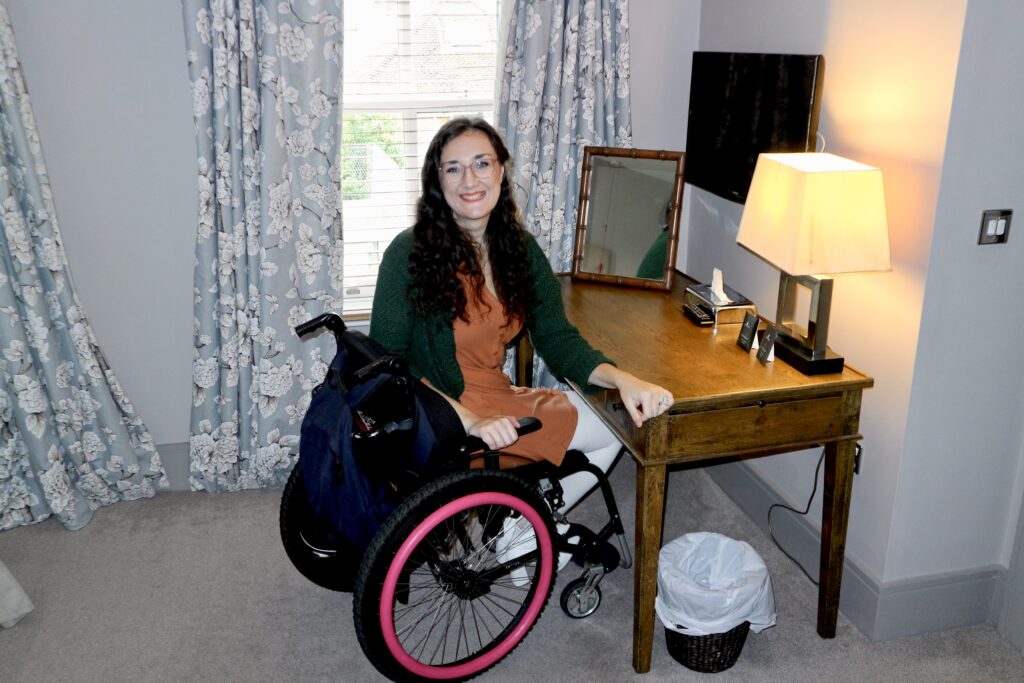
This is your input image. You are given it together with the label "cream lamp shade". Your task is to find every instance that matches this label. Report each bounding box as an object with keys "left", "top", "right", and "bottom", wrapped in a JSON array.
[{"left": 736, "top": 153, "right": 891, "bottom": 276}]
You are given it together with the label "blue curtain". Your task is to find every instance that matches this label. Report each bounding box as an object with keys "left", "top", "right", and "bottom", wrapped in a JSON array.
[
  {"left": 182, "top": 1, "right": 345, "bottom": 491},
  {"left": 497, "top": 0, "right": 632, "bottom": 273},
  {"left": 496, "top": 0, "right": 631, "bottom": 387},
  {"left": 0, "top": 2, "right": 166, "bottom": 531}
]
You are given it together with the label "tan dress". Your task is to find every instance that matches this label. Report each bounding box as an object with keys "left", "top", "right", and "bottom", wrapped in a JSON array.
[{"left": 453, "top": 278, "right": 577, "bottom": 465}]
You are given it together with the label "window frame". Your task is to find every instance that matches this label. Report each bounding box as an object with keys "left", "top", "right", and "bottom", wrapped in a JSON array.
[{"left": 339, "top": 0, "right": 499, "bottom": 320}]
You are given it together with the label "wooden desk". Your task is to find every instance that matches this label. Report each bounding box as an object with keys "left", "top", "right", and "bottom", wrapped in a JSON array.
[{"left": 557, "top": 276, "right": 873, "bottom": 673}]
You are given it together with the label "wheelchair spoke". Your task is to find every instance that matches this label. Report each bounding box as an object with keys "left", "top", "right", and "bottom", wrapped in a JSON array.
[
  {"left": 403, "top": 573, "right": 456, "bottom": 613},
  {"left": 399, "top": 593, "right": 505, "bottom": 662},
  {"left": 397, "top": 586, "right": 458, "bottom": 641},
  {"left": 477, "top": 504, "right": 505, "bottom": 547},
  {"left": 468, "top": 595, "right": 487, "bottom": 652},
  {"left": 393, "top": 582, "right": 447, "bottom": 622},
  {"left": 473, "top": 592, "right": 510, "bottom": 637},
  {"left": 486, "top": 577, "right": 534, "bottom": 591},
  {"left": 456, "top": 599, "right": 471, "bottom": 661},
  {"left": 474, "top": 591, "right": 519, "bottom": 620},
  {"left": 428, "top": 590, "right": 461, "bottom": 665},
  {"left": 422, "top": 528, "right": 456, "bottom": 560},
  {"left": 408, "top": 589, "right": 456, "bottom": 662},
  {"left": 487, "top": 587, "right": 534, "bottom": 609},
  {"left": 460, "top": 533, "right": 501, "bottom": 568}
]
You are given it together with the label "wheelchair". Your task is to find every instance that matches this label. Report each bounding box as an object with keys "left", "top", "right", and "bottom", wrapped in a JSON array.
[{"left": 280, "top": 313, "right": 632, "bottom": 682}]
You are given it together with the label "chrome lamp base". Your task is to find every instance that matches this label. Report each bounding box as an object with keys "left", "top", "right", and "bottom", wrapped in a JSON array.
[{"left": 775, "top": 272, "right": 845, "bottom": 375}]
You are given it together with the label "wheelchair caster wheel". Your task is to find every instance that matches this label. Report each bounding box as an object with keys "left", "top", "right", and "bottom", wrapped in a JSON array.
[{"left": 560, "top": 577, "right": 602, "bottom": 618}]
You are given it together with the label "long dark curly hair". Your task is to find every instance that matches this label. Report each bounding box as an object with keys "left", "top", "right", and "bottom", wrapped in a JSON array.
[{"left": 409, "top": 117, "right": 534, "bottom": 325}]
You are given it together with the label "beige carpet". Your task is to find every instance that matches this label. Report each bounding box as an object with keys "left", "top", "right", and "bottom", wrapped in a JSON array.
[{"left": 2, "top": 461, "right": 1023, "bottom": 682}]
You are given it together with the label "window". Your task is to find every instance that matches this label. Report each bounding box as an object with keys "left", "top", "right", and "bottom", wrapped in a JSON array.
[{"left": 341, "top": 0, "right": 500, "bottom": 316}]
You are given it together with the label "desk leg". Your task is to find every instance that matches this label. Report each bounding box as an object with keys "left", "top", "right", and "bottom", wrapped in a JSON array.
[
  {"left": 633, "top": 462, "right": 666, "bottom": 673},
  {"left": 818, "top": 439, "right": 856, "bottom": 637}
]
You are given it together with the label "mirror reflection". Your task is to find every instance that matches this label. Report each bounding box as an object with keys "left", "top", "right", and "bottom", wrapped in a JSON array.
[{"left": 571, "top": 147, "right": 685, "bottom": 289}]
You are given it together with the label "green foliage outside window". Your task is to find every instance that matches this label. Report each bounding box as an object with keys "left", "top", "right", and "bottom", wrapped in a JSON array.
[{"left": 341, "top": 114, "right": 405, "bottom": 200}]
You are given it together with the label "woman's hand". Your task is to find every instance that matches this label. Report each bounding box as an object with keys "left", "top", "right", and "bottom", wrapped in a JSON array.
[
  {"left": 466, "top": 415, "right": 521, "bottom": 450},
  {"left": 419, "top": 378, "right": 522, "bottom": 450},
  {"left": 588, "top": 363, "right": 673, "bottom": 428}
]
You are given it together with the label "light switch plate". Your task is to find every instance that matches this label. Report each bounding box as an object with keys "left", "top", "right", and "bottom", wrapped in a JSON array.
[{"left": 978, "top": 209, "right": 1012, "bottom": 245}]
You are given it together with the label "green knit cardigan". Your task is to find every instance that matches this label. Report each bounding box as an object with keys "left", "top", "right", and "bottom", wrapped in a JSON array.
[{"left": 369, "top": 228, "right": 613, "bottom": 400}]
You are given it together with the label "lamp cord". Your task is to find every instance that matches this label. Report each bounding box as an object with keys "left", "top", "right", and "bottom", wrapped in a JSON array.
[{"left": 767, "top": 448, "right": 825, "bottom": 586}]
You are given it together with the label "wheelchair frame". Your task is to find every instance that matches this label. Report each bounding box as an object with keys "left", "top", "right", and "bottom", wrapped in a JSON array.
[{"left": 281, "top": 313, "right": 631, "bottom": 682}]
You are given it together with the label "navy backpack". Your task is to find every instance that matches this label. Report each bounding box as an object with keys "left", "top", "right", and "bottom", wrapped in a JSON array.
[{"left": 294, "top": 314, "right": 462, "bottom": 552}]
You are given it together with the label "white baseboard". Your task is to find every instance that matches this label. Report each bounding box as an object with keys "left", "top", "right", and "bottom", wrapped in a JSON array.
[{"left": 706, "top": 461, "right": 1003, "bottom": 641}]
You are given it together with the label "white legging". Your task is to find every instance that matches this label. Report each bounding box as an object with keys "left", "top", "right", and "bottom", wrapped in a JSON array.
[{"left": 558, "top": 390, "right": 622, "bottom": 514}]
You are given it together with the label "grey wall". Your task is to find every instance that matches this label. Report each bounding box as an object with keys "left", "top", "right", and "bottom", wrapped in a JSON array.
[
  {"left": 891, "top": 0, "right": 1024, "bottom": 579},
  {"left": 629, "top": 1, "right": 698, "bottom": 152},
  {"left": 629, "top": 0, "right": 700, "bottom": 265},
  {"left": 5, "top": 1, "right": 197, "bottom": 447}
]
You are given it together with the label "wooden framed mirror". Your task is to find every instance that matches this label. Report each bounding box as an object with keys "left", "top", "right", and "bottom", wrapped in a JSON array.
[{"left": 571, "top": 146, "right": 685, "bottom": 290}]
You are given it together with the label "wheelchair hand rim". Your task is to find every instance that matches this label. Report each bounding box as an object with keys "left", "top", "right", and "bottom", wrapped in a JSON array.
[{"left": 378, "top": 490, "right": 554, "bottom": 679}]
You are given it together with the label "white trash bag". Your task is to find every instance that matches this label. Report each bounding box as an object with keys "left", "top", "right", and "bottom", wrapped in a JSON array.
[{"left": 655, "top": 532, "right": 777, "bottom": 636}]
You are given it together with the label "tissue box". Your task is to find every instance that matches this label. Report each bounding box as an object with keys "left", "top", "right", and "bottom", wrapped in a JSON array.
[{"left": 684, "top": 284, "right": 757, "bottom": 326}]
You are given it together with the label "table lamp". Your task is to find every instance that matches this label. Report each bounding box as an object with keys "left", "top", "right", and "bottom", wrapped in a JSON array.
[{"left": 736, "top": 153, "right": 891, "bottom": 375}]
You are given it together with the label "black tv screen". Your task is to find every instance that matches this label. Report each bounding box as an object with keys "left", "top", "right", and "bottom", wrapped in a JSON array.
[{"left": 684, "top": 52, "right": 824, "bottom": 204}]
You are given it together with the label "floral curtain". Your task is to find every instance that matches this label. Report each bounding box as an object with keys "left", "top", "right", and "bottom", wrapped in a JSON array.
[
  {"left": 0, "top": 2, "right": 166, "bottom": 531},
  {"left": 496, "top": 0, "right": 630, "bottom": 387},
  {"left": 496, "top": 0, "right": 631, "bottom": 273},
  {"left": 182, "top": 1, "right": 344, "bottom": 492}
]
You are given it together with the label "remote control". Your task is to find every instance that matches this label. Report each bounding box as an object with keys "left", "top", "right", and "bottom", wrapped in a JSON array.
[{"left": 683, "top": 302, "right": 713, "bottom": 326}]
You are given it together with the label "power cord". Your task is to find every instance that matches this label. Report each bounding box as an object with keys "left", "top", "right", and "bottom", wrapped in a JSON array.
[{"left": 767, "top": 448, "right": 825, "bottom": 586}]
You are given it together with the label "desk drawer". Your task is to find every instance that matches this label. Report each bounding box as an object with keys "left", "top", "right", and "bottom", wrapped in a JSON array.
[
  {"left": 664, "top": 396, "right": 846, "bottom": 458},
  {"left": 596, "top": 391, "right": 643, "bottom": 451}
]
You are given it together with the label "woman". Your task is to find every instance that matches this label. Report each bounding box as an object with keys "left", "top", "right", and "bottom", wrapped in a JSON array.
[{"left": 369, "top": 117, "right": 672, "bottom": 518}]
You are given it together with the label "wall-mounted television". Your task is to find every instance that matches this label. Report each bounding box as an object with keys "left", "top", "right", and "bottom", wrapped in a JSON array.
[{"left": 684, "top": 52, "right": 824, "bottom": 204}]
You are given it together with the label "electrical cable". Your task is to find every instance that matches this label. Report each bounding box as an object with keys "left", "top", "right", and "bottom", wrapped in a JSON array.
[
  {"left": 816, "top": 130, "right": 827, "bottom": 152},
  {"left": 767, "top": 448, "right": 826, "bottom": 586}
]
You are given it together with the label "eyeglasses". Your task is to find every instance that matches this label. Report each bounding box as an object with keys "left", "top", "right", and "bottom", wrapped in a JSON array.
[{"left": 439, "top": 155, "right": 500, "bottom": 185}]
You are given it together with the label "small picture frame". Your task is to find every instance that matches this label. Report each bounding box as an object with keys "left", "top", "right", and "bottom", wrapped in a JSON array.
[
  {"left": 736, "top": 312, "right": 759, "bottom": 352},
  {"left": 757, "top": 326, "right": 779, "bottom": 366}
]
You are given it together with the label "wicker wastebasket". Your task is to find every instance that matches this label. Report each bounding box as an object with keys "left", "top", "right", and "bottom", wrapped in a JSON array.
[
  {"left": 664, "top": 620, "right": 751, "bottom": 673},
  {"left": 655, "top": 532, "right": 776, "bottom": 673}
]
